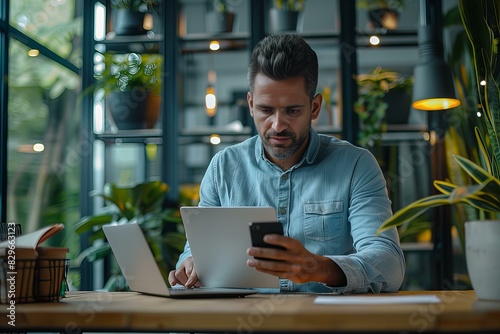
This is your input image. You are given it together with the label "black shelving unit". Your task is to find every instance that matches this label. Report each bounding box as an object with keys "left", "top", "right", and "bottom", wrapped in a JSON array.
[
  {"left": 79, "top": 0, "right": 443, "bottom": 291},
  {"left": 79, "top": 0, "right": 175, "bottom": 290}
]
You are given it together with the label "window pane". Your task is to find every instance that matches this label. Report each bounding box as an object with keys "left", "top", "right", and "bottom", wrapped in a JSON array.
[
  {"left": 7, "top": 4, "right": 82, "bottom": 288},
  {"left": 9, "top": 0, "right": 81, "bottom": 67}
]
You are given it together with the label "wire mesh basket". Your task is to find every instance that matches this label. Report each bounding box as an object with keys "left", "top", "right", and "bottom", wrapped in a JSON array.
[
  {"left": 0, "top": 254, "right": 69, "bottom": 303},
  {"left": 0, "top": 257, "right": 36, "bottom": 303},
  {"left": 34, "top": 257, "right": 70, "bottom": 302}
]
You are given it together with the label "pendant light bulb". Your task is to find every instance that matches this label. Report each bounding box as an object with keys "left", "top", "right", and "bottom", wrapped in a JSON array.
[{"left": 206, "top": 85, "right": 217, "bottom": 117}]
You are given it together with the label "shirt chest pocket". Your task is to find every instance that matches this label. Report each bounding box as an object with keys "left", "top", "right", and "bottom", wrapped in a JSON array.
[{"left": 303, "top": 200, "right": 344, "bottom": 242}]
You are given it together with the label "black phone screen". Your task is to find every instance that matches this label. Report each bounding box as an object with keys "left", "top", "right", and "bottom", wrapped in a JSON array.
[{"left": 249, "top": 221, "right": 285, "bottom": 253}]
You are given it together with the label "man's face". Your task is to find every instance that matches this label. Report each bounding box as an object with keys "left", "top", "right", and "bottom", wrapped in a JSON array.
[{"left": 247, "top": 73, "right": 322, "bottom": 170}]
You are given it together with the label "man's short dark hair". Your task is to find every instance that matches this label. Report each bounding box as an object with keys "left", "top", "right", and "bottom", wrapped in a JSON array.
[{"left": 247, "top": 34, "right": 319, "bottom": 100}]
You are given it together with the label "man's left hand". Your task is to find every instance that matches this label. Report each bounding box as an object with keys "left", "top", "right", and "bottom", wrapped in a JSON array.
[{"left": 246, "top": 234, "right": 347, "bottom": 286}]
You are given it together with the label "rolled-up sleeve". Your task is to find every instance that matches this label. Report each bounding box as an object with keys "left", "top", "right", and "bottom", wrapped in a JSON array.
[{"left": 332, "top": 150, "right": 405, "bottom": 293}]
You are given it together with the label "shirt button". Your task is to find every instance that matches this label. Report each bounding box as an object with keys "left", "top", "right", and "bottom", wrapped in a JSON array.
[
  {"left": 320, "top": 206, "right": 325, "bottom": 212},
  {"left": 279, "top": 208, "right": 286, "bottom": 214},
  {"left": 281, "top": 174, "right": 288, "bottom": 180}
]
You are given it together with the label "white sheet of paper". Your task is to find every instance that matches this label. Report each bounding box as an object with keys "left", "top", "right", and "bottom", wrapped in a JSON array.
[
  {"left": 314, "top": 294, "right": 441, "bottom": 305},
  {"left": 0, "top": 224, "right": 64, "bottom": 249}
]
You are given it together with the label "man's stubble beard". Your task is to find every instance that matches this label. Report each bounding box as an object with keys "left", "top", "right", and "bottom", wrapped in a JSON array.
[{"left": 262, "top": 130, "right": 308, "bottom": 160}]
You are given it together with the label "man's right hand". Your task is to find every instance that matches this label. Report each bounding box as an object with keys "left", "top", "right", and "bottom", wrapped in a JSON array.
[{"left": 168, "top": 257, "right": 201, "bottom": 288}]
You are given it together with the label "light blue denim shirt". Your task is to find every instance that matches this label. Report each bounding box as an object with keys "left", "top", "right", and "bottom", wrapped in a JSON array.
[{"left": 178, "top": 128, "right": 405, "bottom": 294}]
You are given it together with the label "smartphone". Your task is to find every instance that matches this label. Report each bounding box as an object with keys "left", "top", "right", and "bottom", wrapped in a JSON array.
[{"left": 249, "top": 222, "right": 285, "bottom": 260}]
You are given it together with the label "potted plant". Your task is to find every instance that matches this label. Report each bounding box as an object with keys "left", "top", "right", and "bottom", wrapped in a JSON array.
[
  {"left": 377, "top": 0, "right": 500, "bottom": 301},
  {"left": 354, "top": 66, "right": 413, "bottom": 152},
  {"left": 205, "top": 0, "right": 236, "bottom": 34},
  {"left": 95, "top": 52, "right": 162, "bottom": 130},
  {"left": 269, "top": 0, "right": 305, "bottom": 33},
  {"left": 73, "top": 180, "right": 187, "bottom": 291},
  {"left": 111, "top": 0, "right": 158, "bottom": 35},
  {"left": 357, "top": 0, "right": 405, "bottom": 30}
]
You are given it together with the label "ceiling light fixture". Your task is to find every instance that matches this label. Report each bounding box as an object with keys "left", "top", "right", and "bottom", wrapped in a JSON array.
[
  {"left": 143, "top": 13, "right": 153, "bottom": 31},
  {"left": 209, "top": 40, "right": 220, "bottom": 51},
  {"left": 412, "top": 0, "right": 460, "bottom": 111},
  {"left": 369, "top": 35, "right": 380, "bottom": 46},
  {"left": 209, "top": 134, "right": 221, "bottom": 145},
  {"left": 205, "top": 69, "right": 217, "bottom": 117},
  {"left": 28, "top": 49, "right": 39, "bottom": 57}
]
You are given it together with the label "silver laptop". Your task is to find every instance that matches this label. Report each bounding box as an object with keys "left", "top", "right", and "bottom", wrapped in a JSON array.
[
  {"left": 180, "top": 206, "right": 280, "bottom": 289},
  {"left": 102, "top": 223, "right": 257, "bottom": 298}
]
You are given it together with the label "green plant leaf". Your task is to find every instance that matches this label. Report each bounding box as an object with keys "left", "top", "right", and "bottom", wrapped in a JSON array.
[
  {"left": 88, "top": 228, "right": 106, "bottom": 244},
  {"left": 474, "top": 126, "right": 493, "bottom": 174},
  {"left": 71, "top": 243, "right": 111, "bottom": 267},
  {"left": 460, "top": 0, "right": 500, "bottom": 178},
  {"left": 355, "top": 66, "right": 412, "bottom": 150},
  {"left": 74, "top": 214, "right": 114, "bottom": 234},
  {"left": 453, "top": 154, "right": 493, "bottom": 184},
  {"left": 377, "top": 194, "right": 453, "bottom": 234},
  {"left": 398, "top": 220, "right": 432, "bottom": 242},
  {"left": 164, "top": 232, "right": 188, "bottom": 253},
  {"left": 434, "top": 181, "right": 457, "bottom": 195},
  {"left": 95, "top": 53, "right": 163, "bottom": 97},
  {"left": 73, "top": 179, "right": 191, "bottom": 292},
  {"left": 452, "top": 178, "right": 500, "bottom": 212}
]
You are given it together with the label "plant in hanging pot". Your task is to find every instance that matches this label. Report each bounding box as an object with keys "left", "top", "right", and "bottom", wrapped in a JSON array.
[
  {"left": 377, "top": 0, "right": 500, "bottom": 300},
  {"left": 354, "top": 66, "right": 413, "bottom": 158},
  {"left": 111, "top": 0, "right": 158, "bottom": 36},
  {"left": 205, "top": 0, "right": 236, "bottom": 34},
  {"left": 95, "top": 52, "right": 162, "bottom": 131},
  {"left": 357, "top": 0, "right": 405, "bottom": 30},
  {"left": 269, "top": 0, "right": 305, "bottom": 33}
]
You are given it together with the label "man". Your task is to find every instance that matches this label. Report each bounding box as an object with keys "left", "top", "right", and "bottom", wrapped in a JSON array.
[{"left": 169, "top": 34, "right": 405, "bottom": 294}]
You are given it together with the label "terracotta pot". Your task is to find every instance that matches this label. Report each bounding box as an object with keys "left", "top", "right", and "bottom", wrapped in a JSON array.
[
  {"left": 465, "top": 220, "right": 500, "bottom": 300},
  {"left": 35, "top": 247, "right": 69, "bottom": 302},
  {"left": 107, "top": 90, "right": 161, "bottom": 130},
  {"left": 145, "top": 94, "right": 161, "bottom": 129}
]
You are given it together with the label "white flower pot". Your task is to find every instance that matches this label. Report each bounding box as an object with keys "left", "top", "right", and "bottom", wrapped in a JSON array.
[{"left": 465, "top": 220, "right": 500, "bottom": 300}]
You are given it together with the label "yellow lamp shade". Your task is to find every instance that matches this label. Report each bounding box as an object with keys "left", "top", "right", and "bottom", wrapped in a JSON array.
[
  {"left": 412, "top": 98, "right": 461, "bottom": 111},
  {"left": 412, "top": 24, "right": 460, "bottom": 111}
]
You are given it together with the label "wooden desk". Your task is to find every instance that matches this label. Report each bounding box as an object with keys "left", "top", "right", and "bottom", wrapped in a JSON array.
[{"left": 2, "top": 290, "right": 500, "bottom": 333}]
